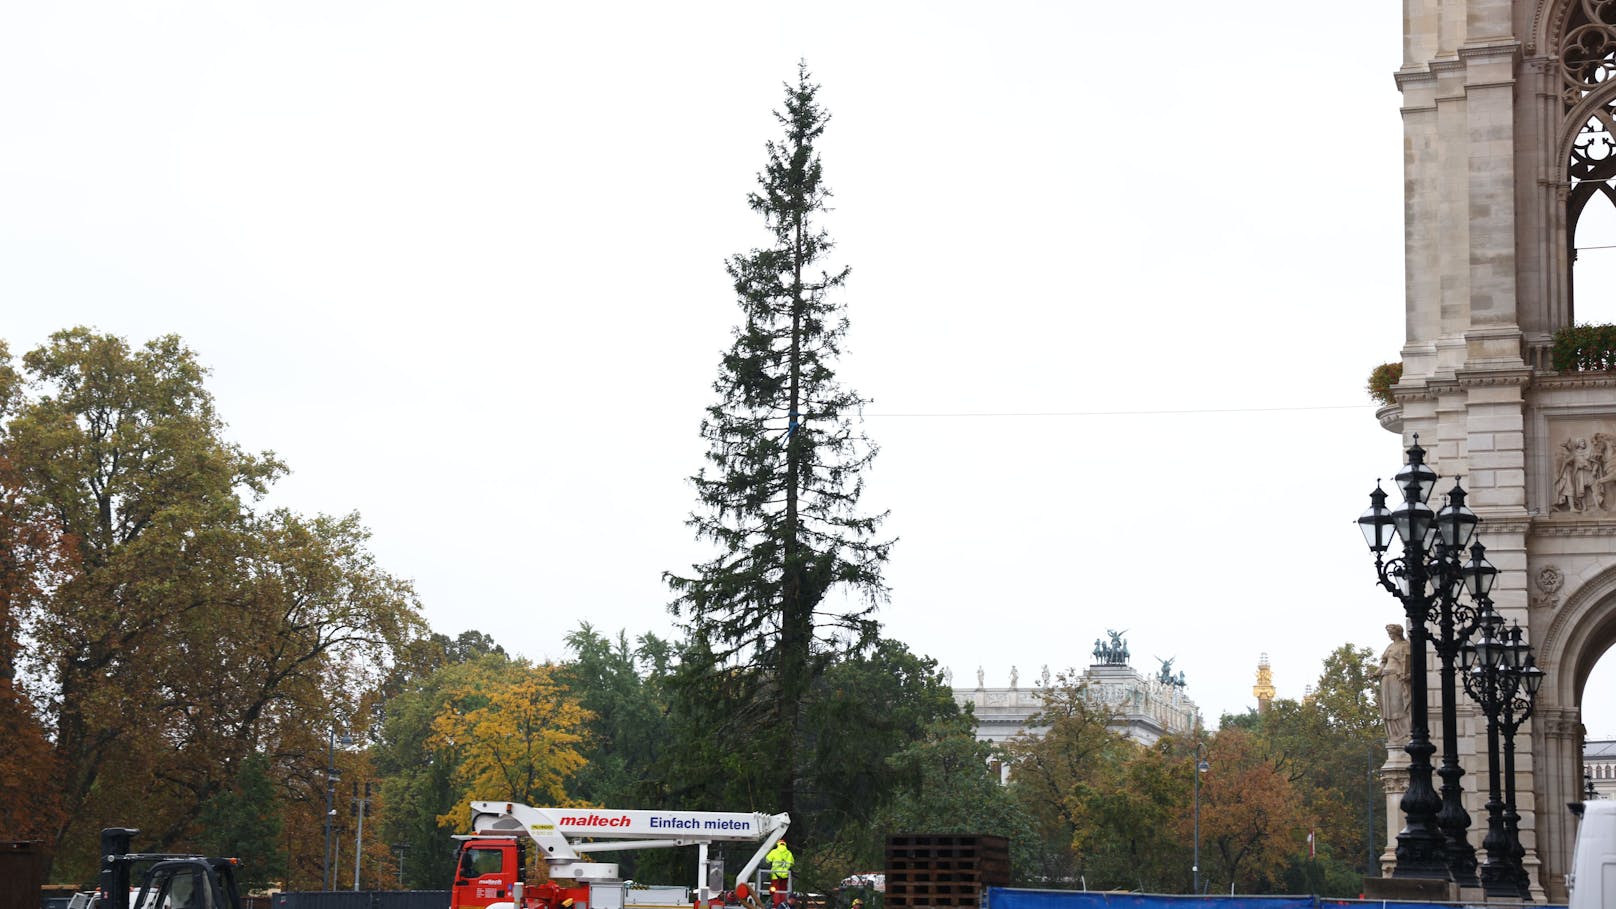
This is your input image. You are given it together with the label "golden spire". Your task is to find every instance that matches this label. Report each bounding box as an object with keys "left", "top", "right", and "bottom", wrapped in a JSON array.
[{"left": 1253, "top": 652, "right": 1276, "bottom": 712}]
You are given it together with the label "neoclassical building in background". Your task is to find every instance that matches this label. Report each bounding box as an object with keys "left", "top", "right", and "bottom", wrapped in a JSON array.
[
  {"left": 951, "top": 632, "right": 1201, "bottom": 769},
  {"left": 1378, "top": 0, "right": 1616, "bottom": 899}
]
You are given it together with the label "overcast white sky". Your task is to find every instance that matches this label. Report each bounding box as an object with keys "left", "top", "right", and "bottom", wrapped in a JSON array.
[{"left": 5, "top": 2, "right": 1615, "bottom": 739}]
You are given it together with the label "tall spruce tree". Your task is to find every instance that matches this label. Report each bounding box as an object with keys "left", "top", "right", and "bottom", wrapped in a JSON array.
[{"left": 668, "top": 64, "right": 890, "bottom": 821}]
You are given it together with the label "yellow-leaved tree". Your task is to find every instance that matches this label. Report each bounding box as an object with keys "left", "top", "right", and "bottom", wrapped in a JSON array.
[{"left": 431, "top": 659, "right": 592, "bottom": 831}]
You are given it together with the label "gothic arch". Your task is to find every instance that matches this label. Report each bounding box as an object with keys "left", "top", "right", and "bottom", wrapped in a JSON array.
[{"left": 1543, "top": 1, "right": 1616, "bottom": 333}]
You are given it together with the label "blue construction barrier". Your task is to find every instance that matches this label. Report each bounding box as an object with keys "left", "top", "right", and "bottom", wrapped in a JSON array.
[
  {"left": 984, "top": 886, "right": 1563, "bottom": 909},
  {"left": 988, "top": 890, "right": 1312, "bottom": 909}
]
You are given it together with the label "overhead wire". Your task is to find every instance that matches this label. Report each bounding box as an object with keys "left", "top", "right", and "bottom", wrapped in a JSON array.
[{"left": 863, "top": 404, "right": 1371, "bottom": 418}]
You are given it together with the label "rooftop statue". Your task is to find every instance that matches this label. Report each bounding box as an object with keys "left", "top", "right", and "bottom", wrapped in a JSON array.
[{"left": 1093, "top": 629, "right": 1131, "bottom": 665}]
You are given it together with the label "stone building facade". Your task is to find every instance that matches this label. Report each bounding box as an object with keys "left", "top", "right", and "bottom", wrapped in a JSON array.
[
  {"left": 1379, "top": 0, "right": 1616, "bottom": 899},
  {"left": 951, "top": 636, "right": 1201, "bottom": 772},
  {"left": 1585, "top": 739, "right": 1616, "bottom": 799}
]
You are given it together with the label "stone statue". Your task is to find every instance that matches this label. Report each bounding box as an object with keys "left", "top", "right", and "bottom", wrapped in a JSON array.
[
  {"left": 1040, "top": 665, "right": 1051, "bottom": 687},
  {"left": 976, "top": 666, "right": 984, "bottom": 689},
  {"left": 1595, "top": 432, "right": 1616, "bottom": 508},
  {"left": 1378, "top": 623, "right": 1412, "bottom": 744},
  {"left": 1010, "top": 665, "right": 1019, "bottom": 688},
  {"left": 1098, "top": 629, "right": 1130, "bottom": 665},
  {"left": 942, "top": 667, "right": 953, "bottom": 686}
]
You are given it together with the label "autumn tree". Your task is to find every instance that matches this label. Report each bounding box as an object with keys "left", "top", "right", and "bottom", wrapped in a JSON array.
[
  {"left": 666, "top": 64, "right": 890, "bottom": 824},
  {"left": 1220, "top": 643, "right": 1384, "bottom": 894},
  {"left": 430, "top": 657, "right": 591, "bottom": 831},
  {"left": 4, "top": 329, "right": 282, "bottom": 868},
  {"left": 1195, "top": 727, "right": 1311, "bottom": 893},
  {"left": 2, "top": 328, "right": 423, "bottom": 879},
  {"left": 1001, "top": 673, "right": 1130, "bottom": 885},
  {"left": 0, "top": 341, "right": 66, "bottom": 842},
  {"left": 373, "top": 632, "right": 510, "bottom": 889}
]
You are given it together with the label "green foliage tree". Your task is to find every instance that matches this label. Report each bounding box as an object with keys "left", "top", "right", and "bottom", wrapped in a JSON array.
[
  {"left": 876, "top": 715, "right": 1037, "bottom": 882},
  {"left": 791, "top": 641, "right": 961, "bottom": 885},
  {"left": 1076, "top": 738, "right": 1193, "bottom": 893},
  {"left": 557, "top": 623, "right": 673, "bottom": 808},
  {"left": 666, "top": 64, "right": 890, "bottom": 824},
  {"left": 198, "top": 753, "right": 286, "bottom": 889},
  {"left": 1312, "top": 643, "right": 1382, "bottom": 738}
]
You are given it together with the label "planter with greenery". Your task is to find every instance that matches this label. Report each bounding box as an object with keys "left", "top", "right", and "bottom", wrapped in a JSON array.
[
  {"left": 1367, "top": 361, "right": 1403, "bottom": 406},
  {"left": 1552, "top": 323, "right": 1616, "bottom": 372}
]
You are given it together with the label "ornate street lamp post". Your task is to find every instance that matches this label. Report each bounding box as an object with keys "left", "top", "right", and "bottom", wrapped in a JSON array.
[
  {"left": 1358, "top": 437, "right": 1454, "bottom": 879},
  {"left": 1497, "top": 625, "right": 1544, "bottom": 900},
  {"left": 1427, "top": 485, "right": 1483, "bottom": 886},
  {"left": 1461, "top": 606, "right": 1543, "bottom": 900}
]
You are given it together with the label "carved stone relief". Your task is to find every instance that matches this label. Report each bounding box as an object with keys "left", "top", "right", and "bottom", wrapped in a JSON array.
[
  {"left": 1533, "top": 564, "right": 1565, "bottom": 611},
  {"left": 1550, "top": 426, "right": 1616, "bottom": 513},
  {"left": 1539, "top": 564, "right": 1566, "bottom": 594}
]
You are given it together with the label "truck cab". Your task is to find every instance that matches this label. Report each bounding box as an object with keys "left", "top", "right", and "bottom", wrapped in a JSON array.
[{"left": 452, "top": 836, "right": 528, "bottom": 909}]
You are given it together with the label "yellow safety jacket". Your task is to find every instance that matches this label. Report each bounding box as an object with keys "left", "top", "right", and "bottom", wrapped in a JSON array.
[{"left": 766, "top": 843, "right": 795, "bottom": 879}]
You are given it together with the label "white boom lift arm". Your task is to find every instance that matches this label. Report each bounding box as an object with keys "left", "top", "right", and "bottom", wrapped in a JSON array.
[{"left": 470, "top": 802, "right": 790, "bottom": 899}]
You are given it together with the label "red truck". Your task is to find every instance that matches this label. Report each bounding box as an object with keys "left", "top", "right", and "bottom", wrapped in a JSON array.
[{"left": 451, "top": 803, "right": 790, "bottom": 909}]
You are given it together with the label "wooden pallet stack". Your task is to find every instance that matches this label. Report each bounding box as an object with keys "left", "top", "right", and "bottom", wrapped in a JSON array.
[{"left": 884, "top": 834, "right": 1009, "bottom": 909}]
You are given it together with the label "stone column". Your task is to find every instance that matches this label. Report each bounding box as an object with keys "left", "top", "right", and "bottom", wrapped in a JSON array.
[{"left": 1535, "top": 705, "right": 1584, "bottom": 902}]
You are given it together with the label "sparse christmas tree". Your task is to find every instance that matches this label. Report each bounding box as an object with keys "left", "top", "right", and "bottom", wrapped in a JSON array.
[{"left": 667, "top": 63, "right": 890, "bottom": 820}]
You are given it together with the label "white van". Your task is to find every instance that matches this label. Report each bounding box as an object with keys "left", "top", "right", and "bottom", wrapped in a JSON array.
[{"left": 1569, "top": 799, "right": 1616, "bottom": 908}]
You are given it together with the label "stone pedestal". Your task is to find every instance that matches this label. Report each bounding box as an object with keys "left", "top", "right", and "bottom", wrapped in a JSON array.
[
  {"left": 1362, "top": 877, "right": 1453, "bottom": 902},
  {"left": 1380, "top": 746, "right": 1410, "bottom": 877}
]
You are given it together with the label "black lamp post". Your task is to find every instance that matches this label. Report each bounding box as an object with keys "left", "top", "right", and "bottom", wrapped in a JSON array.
[
  {"left": 1460, "top": 606, "right": 1543, "bottom": 900},
  {"left": 1192, "top": 745, "right": 1209, "bottom": 894},
  {"left": 323, "top": 729, "right": 353, "bottom": 891},
  {"left": 323, "top": 730, "right": 340, "bottom": 890},
  {"left": 1497, "top": 625, "right": 1544, "bottom": 900},
  {"left": 1427, "top": 484, "right": 1484, "bottom": 886},
  {"left": 1460, "top": 603, "right": 1512, "bottom": 897},
  {"left": 1358, "top": 437, "right": 1455, "bottom": 879}
]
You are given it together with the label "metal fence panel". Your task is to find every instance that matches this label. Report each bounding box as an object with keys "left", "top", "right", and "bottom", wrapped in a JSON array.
[
  {"left": 985, "top": 888, "right": 1563, "bottom": 909},
  {"left": 271, "top": 891, "right": 449, "bottom": 909}
]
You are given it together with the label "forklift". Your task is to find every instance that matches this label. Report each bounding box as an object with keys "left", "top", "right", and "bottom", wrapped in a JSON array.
[{"left": 93, "top": 828, "right": 243, "bottom": 909}]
